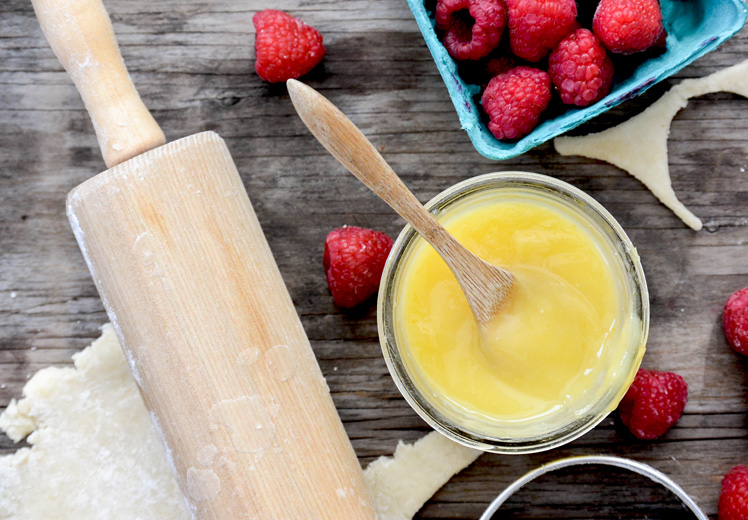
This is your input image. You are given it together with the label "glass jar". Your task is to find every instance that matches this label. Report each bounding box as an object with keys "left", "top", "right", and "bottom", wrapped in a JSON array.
[{"left": 377, "top": 172, "right": 649, "bottom": 454}]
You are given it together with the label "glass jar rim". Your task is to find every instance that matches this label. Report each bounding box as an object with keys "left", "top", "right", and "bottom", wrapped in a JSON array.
[{"left": 377, "top": 171, "right": 649, "bottom": 454}]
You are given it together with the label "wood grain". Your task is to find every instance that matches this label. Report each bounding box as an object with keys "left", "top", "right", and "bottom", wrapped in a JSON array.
[{"left": 2, "top": 0, "right": 748, "bottom": 518}]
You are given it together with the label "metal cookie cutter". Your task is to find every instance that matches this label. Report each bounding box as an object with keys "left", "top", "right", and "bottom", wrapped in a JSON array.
[{"left": 480, "top": 455, "right": 708, "bottom": 520}]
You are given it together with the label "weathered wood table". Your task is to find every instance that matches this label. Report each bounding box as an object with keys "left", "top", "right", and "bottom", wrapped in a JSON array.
[{"left": 2, "top": 0, "right": 748, "bottom": 518}]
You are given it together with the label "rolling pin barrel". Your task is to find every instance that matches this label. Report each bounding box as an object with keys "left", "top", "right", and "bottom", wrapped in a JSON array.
[
  {"left": 32, "top": 0, "right": 378, "bottom": 517},
  {"left": 67, "top": 132, "right": 378, "bottom": 519}
]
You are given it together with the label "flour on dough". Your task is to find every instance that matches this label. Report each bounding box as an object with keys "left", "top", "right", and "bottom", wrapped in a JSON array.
[
  {"left": 555, "top": 58, "right": 748, "bottom": 231},
  {"left": 0, "top": 325, "right": 480, "bottom": 520},
  {"left": 0, "top": 324, "right": 190, "bottom": 519}
]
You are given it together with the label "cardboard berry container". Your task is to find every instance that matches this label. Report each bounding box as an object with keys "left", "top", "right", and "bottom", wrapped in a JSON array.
[{"left": 407, "top": 0, "right": 747, "bottom": 160}]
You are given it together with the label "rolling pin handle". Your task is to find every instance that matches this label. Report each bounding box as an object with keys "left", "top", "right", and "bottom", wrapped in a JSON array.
[{"left": 31, "top": 0, "right": 165, "bottom": 167}]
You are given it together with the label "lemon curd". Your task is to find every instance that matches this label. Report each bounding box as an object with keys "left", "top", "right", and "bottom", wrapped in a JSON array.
[{"left": 385, "top": 177, "right": 647, "bottom": 447}]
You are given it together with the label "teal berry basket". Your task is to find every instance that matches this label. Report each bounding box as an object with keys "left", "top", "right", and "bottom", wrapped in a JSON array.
[{"left": 407, "top": 0, "right": 748, "bottom": 160}]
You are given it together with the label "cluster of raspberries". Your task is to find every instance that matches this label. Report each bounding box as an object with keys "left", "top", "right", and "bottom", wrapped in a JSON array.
[{"left": 433, "top": 0, "right": 666, "bottom": 140}]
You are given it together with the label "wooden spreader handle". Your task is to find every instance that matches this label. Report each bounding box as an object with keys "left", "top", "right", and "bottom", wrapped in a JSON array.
[
  {"left": 33, "top": 0, "right": 378, "bottom": 518},
  {"left": 287, "top": 79, "right": 514, "bottom": 325},
  {"left": 31, "top": 0, "right": 165, "bottom": 167}
]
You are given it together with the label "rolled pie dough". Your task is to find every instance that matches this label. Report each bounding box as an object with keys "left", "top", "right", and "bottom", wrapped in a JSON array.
[
  {"left": 0, "top": 325, "right": 480, "bottom": 519},
  {"left": 554, "top": 58, "right": 748, "bottom": 231}
]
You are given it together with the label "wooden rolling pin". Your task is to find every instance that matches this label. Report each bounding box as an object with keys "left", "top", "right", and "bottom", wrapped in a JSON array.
[{"left": 31, "top": 0, "right": 378, "bottom": 518}]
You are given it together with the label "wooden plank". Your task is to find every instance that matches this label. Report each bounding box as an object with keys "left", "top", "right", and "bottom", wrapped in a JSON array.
[{"left": 2, "top": 0, "right": 748, "bottom": 517}]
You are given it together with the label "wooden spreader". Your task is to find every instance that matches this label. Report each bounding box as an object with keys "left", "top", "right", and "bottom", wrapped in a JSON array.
[{"left": 31, "top": 0, "right": 378, "bottom": 518}]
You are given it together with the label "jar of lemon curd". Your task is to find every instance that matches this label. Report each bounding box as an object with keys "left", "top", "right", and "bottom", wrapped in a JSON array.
[{"left": 378, "top": 172, "right": 649, "bottom": 454}]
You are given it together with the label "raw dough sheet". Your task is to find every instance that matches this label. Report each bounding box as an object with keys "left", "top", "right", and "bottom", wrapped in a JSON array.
[
  {"left": 555, "top": 58, "right": 748, "bottom": 231},
  {"left": 0, "top": 325, "right": 480, "bottom": 519}
]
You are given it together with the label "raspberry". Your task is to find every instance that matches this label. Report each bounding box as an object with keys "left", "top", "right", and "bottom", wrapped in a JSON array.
[
  {"left": 618, "top": 369, "right": 688, "bottom": 440},
  {"left": 653, "top": 26, "right": 668, "bottom": 49},
  {"left": 323, "top": 226, "right": 394, "bottom": 308},
  {"left": 485, "top": 55, "right": 515, "bottom": 77},
  {"left": 593, "top": 0, "right": 665, "bottom": 55},
  {"left": 253, "top": 10, "right": 325, "bottom": 83},
  {"left": 505, "top": 0, "right": 577, "bottom": 62},
  {"left": 481, "top": 66, "right": 551, "bottom": 140},
  {"left": 549, "top": 28, "right": 614, "bottom": 106},
  {"left": 720, "top": 466, "right": 748, "bottom": 520},
  {"left": 723, "top": 287, "right": 748, "bottom": 355},
  {"left": 436, "top": 0, "right": 507, "bottom": 61}
]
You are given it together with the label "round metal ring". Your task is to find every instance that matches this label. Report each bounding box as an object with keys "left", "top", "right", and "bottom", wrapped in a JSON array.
[{"left": 479, "top": 455, "right": 707, "bottom": 520}]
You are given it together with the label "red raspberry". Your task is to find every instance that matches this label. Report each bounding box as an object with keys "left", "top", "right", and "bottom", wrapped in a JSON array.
[
  {"left": 253, "top": 10, "right": 325, "bottom": 83},
  {"left": 481, "top": 66, "right": 551, "bottom": 140},
  {"left": 505, "top": 0, "right": 577, "bottom": 62},
  {"left": 723, "top": 287, "right": 748, "bottom": 355},
  {"left": 618, "top": 369, "right": 688, "bottom": 440},
  {"left": 720, "top": 466, "right": 748, "bottom": 520},
  {"left": 323, "top": 226, "right": 394, "bottom": 308},
  {"left": 436, "top": 0, "right": 507, "bottom": 61},
  {"left": 485, "top": 55, "right": 515, "bottom": 77},
  {"left": 549, "top": 28, "right": 614, "bottom": 106},
  {"left": 593, "top": 0, "right": 666, "bottom": 55},
  {"left": 653, "top": 26, "right": 668, "bottom": 49}
]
